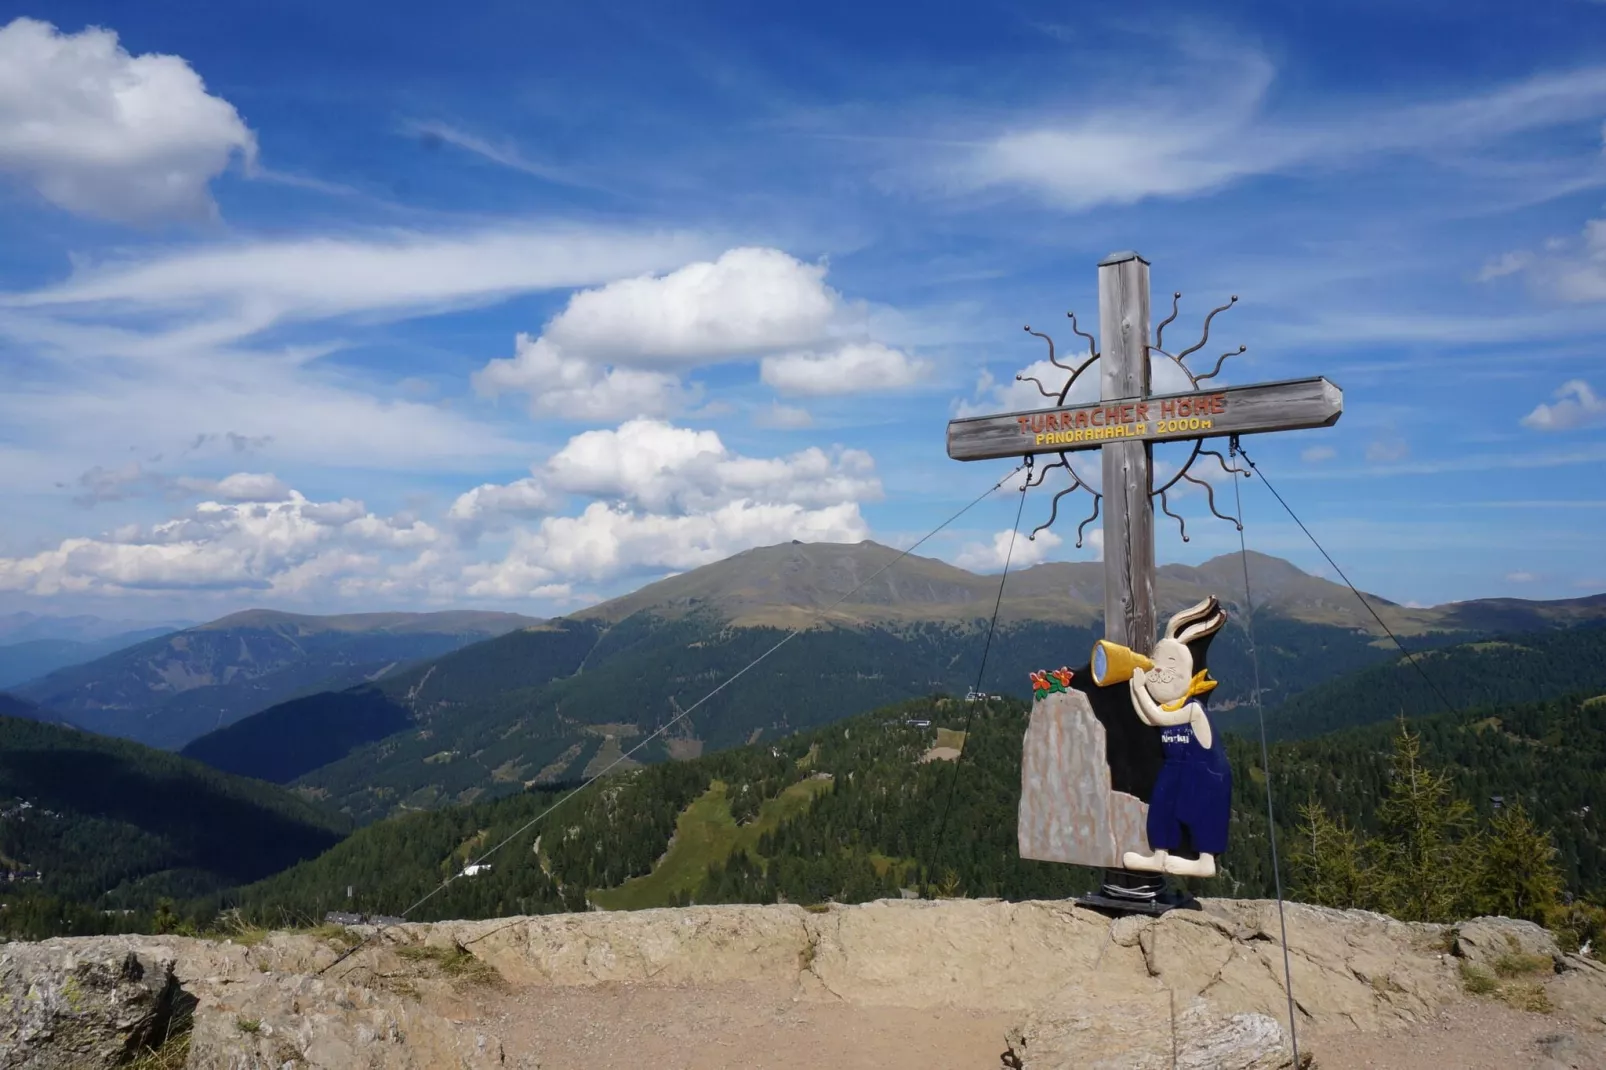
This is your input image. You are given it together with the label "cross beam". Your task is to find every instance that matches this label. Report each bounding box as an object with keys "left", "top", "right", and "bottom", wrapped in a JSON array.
[{"left": 945, "top": 376, "right": 1343, "bottom": 463}]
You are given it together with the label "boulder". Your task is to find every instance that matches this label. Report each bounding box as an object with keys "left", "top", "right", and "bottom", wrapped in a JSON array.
[
  {"left": 185, "top": 972, "right": 534, "bottom": 1070},
  {"left": 1454, "top": 916, "right": 1563, "bottom": 973},
  {"left": 0, "top": 938, "right": 185, "bottom": 1070}
]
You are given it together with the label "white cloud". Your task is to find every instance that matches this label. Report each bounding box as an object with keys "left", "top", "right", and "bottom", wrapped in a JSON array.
[
  {"left": 1505, "top": 571, "right": 1537, "bottom": 583},
  {"left": 0, "top": 489, "right": 440, "bottom": 596},
  {"left": 1301, "top": 446, "right": 1337, "bottom": 463},
  {"left": 473, "top": 247, "right": 925, "bottom": 419},
  {"left": 1486, "top": 218, "right": 1606, "bottom": 302},
  {"left": 1522, "top": 379, "right": 1606, "bottom": 431},
  {"left": 542, "top": 247, "right": 836, "bottom": 367},
  {"left": 463, "top": 499, "right": 870, "bottom": 595},
  {"left": 472, "top": 333, "right": 696, "bottom": 420},
  {"left": 761, "top": 342, "right": 929, "bottom": 396},
  {"left": 544, "top": 419, "right": 881, "bottom": 513},
  {"left": 442, "top": 419, "right": 882, "bottom": 596},
  {"left": 1477, "top": 251, "right": 1534, "bottom": 282},
  {"left": 473, "top": 247, "right": 838, "bottom": 418},
  {"left": 753, "top": 402, "right": 814, "bottom": 429},
  {"left": 446, "top": 478, "right": 553, "bottom": 527},
  {"left": 174, "top": 472, "right": 290, "bottom": 502},
  {"left": 954, "top": 527, "right": 1062, "bottom": 572},
  {"left": 0, "top": 18, "right": 256, "bottom": 223}
]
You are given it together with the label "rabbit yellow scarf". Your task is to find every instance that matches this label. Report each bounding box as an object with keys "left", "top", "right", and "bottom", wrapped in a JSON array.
[{"left": 1160, "top": 670, "right": 1217, "bottom": 712}]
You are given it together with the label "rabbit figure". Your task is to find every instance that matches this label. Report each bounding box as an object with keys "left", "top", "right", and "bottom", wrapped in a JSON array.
[{"left": 1121, "top": 597, "right": 1230, "bottom": 878}]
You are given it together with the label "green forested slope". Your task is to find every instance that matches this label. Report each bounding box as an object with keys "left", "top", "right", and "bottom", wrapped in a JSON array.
[
  {"left": 226, "top": 686, "right": 1606, "bottom": 929},
  {"left": 1234, "top": 693, "right": 1606, "bottom": 899},
  {"left": 0, "top": 715, "right": 349, "bottom": 937},
  {"left": 1222, "top": 623, "right": 1606, "bottom": 741},
  {"left": 198, "top": 611, "right": 1401, "bottom": 824}
]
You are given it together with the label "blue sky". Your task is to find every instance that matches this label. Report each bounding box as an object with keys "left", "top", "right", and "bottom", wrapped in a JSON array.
[{"left": 0, "top": 1, "right": 1604, "bottom": 621}]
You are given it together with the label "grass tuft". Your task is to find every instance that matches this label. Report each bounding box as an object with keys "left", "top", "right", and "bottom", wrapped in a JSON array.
[
  {"left": 1492, "top": 950, "right": 1552, "bottom": 978},
  {"left": 395, "top": 942, "right": 502, "bottom": 986},
  {"left": 1497, "top": 982, "right": 1554, "bottom": 1014},
  {"left": 127, "top": 1030, "right": 190, "bottom": 1070},
  {"left": 303, "top": 922, "right": 363, "bottom": 950},
  {"left": 1459, "top": 962, "right": 1497, "bottom": 995}
]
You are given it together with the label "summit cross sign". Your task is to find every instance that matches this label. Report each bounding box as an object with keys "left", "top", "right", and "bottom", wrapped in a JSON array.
[
  {"left": 946, "top": 251, "right": 1343, "bottom": 655},
  {"left": 945, "top": 251, "right": 1343, "bottom": 909}
]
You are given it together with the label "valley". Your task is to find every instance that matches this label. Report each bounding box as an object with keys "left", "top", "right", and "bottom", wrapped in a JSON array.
[
  {"left": 172, "top": 543, "right": 1606, "bottom": 826},
  {"left": 2, "top": 543, "right": 1603, "bottom": 946}
]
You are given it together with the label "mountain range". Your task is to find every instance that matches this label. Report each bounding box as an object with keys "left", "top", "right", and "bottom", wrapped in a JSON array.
[
  {"left": 0, "top": 539, "right": 1603, "bottom": 938},
  {"left": 152, "top": 541, "right": 1606, "bottom": 825},
  {"left": 0, "top": 611, "right": 196, "bottom": 645},
  {"left": 4, "top": 610, "right": 540, "bottom": 749}
]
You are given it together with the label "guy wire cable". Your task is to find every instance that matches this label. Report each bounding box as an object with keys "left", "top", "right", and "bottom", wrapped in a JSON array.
[
  {"left": 320, "top": 460, "right": 1027, "bottom": 975},
  {"left": 1230, "top": 435, "right": 1300, "bottom": 1068},
  {"left": 929, "top": 467, "right": 1029, "bottom": 893},
  {"left": 1232, "top": 442, "right": 1460, "bottom": 720}
]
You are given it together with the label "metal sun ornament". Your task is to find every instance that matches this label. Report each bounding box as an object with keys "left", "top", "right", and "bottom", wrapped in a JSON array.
[{"left": 1014, "top": 291, "right": 1251, "bottom": 547}]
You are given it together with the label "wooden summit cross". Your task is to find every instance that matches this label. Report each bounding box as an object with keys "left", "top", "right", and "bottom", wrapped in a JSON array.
[{"left": 945, "top": 251, "right": 1342, "bottom": 909}]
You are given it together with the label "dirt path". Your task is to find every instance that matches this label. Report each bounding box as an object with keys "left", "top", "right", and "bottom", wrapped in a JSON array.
[
  {"left": 476, "top": 981, "right": 1016, "bottom": 1070},
  {"left": 1309, "top": 1000, "right": 1604, "bottom": 1070},
  {"left": 463, "top": 980, "right": 1602, "bottom": 1070}
]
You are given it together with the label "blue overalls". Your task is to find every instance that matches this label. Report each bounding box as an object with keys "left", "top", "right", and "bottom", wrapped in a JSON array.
[{"left": 1146, "top": 707, "right": 1231, "bottom": 856}]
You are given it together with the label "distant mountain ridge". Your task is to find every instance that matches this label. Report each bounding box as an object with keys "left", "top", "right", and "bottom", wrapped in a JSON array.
[
  {"left": 10, "top": 609, "right": 542, "bottom": 750},
  {"left": 0, "top": 611, "right": 195, "bottom": 644},
  {"left": 172, "top": 542, "right": 1606, "bottom": 824},
  {"left": 0, "top": 627, "right": 182, "bottom": 689},
  {"left": 576, "top": 540, "right": 1598, "bottom": 635}
]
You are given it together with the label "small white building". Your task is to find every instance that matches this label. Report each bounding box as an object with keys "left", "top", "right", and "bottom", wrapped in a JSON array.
[{"left": 460, "top": 863, "right": 492, "bottom": 877}]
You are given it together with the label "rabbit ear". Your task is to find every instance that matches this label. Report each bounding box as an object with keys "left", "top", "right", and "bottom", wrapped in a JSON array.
[
  {"left": 1164, "top": 596, "right": 1220, "bottom": 640},
  {"left": 1176, "top": 602, "right": 1228, "bottom": 646}
]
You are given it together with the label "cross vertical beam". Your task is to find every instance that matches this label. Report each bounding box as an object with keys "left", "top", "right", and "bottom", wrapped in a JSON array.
[{"left": 1097, "top": 251, "right": 1155, "bottom": 652}]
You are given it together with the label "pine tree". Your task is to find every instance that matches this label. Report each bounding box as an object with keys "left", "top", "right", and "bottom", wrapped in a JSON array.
[
  {"left": 1477, "top": 801, "right": 1562, "bottom": 924},
  {"left": 1376, "top": 720, "right": 1479, "bottom": 922},
  {"left": 1290, "top": 800, "right": 1378, "bottom": 911}
]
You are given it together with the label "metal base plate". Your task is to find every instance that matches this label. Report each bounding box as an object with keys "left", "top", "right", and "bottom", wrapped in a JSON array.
[{"left": 1076, "top": 889, "right": 1200, "bottom": 916}]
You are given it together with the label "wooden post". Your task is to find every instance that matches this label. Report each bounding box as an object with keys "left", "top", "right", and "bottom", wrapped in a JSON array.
[{"left": 1097, "top": 251, "right": 1155, "bottom": 652}]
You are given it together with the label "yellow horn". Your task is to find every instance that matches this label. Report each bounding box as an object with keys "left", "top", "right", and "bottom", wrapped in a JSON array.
[{"left": 1090, "top": 639, "right": 1154, "bottom": 687}]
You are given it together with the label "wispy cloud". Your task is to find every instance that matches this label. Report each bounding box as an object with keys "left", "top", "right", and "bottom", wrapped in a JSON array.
[
  {"left": 0, "top": 223, "right": 717, "bottom": 485},
  {"left": 1279, "top": 442, "right": 1606, "bottom": 480},
  {"left": 1522, "top": 379, "right": 1606, "bottom": 430},
  {"left": 896, "top": 34, "right": 1606, "bottom": 211},
  {"left": 404, "top": 119, "right": 619, "bottom": 195},
  {"left": 5, "top": 224, "right": 713, "bottom": 331}
]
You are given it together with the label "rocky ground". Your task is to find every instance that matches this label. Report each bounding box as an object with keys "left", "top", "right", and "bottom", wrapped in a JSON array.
[{"left": 0, "top": 898, "right": 1602, "bottom": 1068}]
